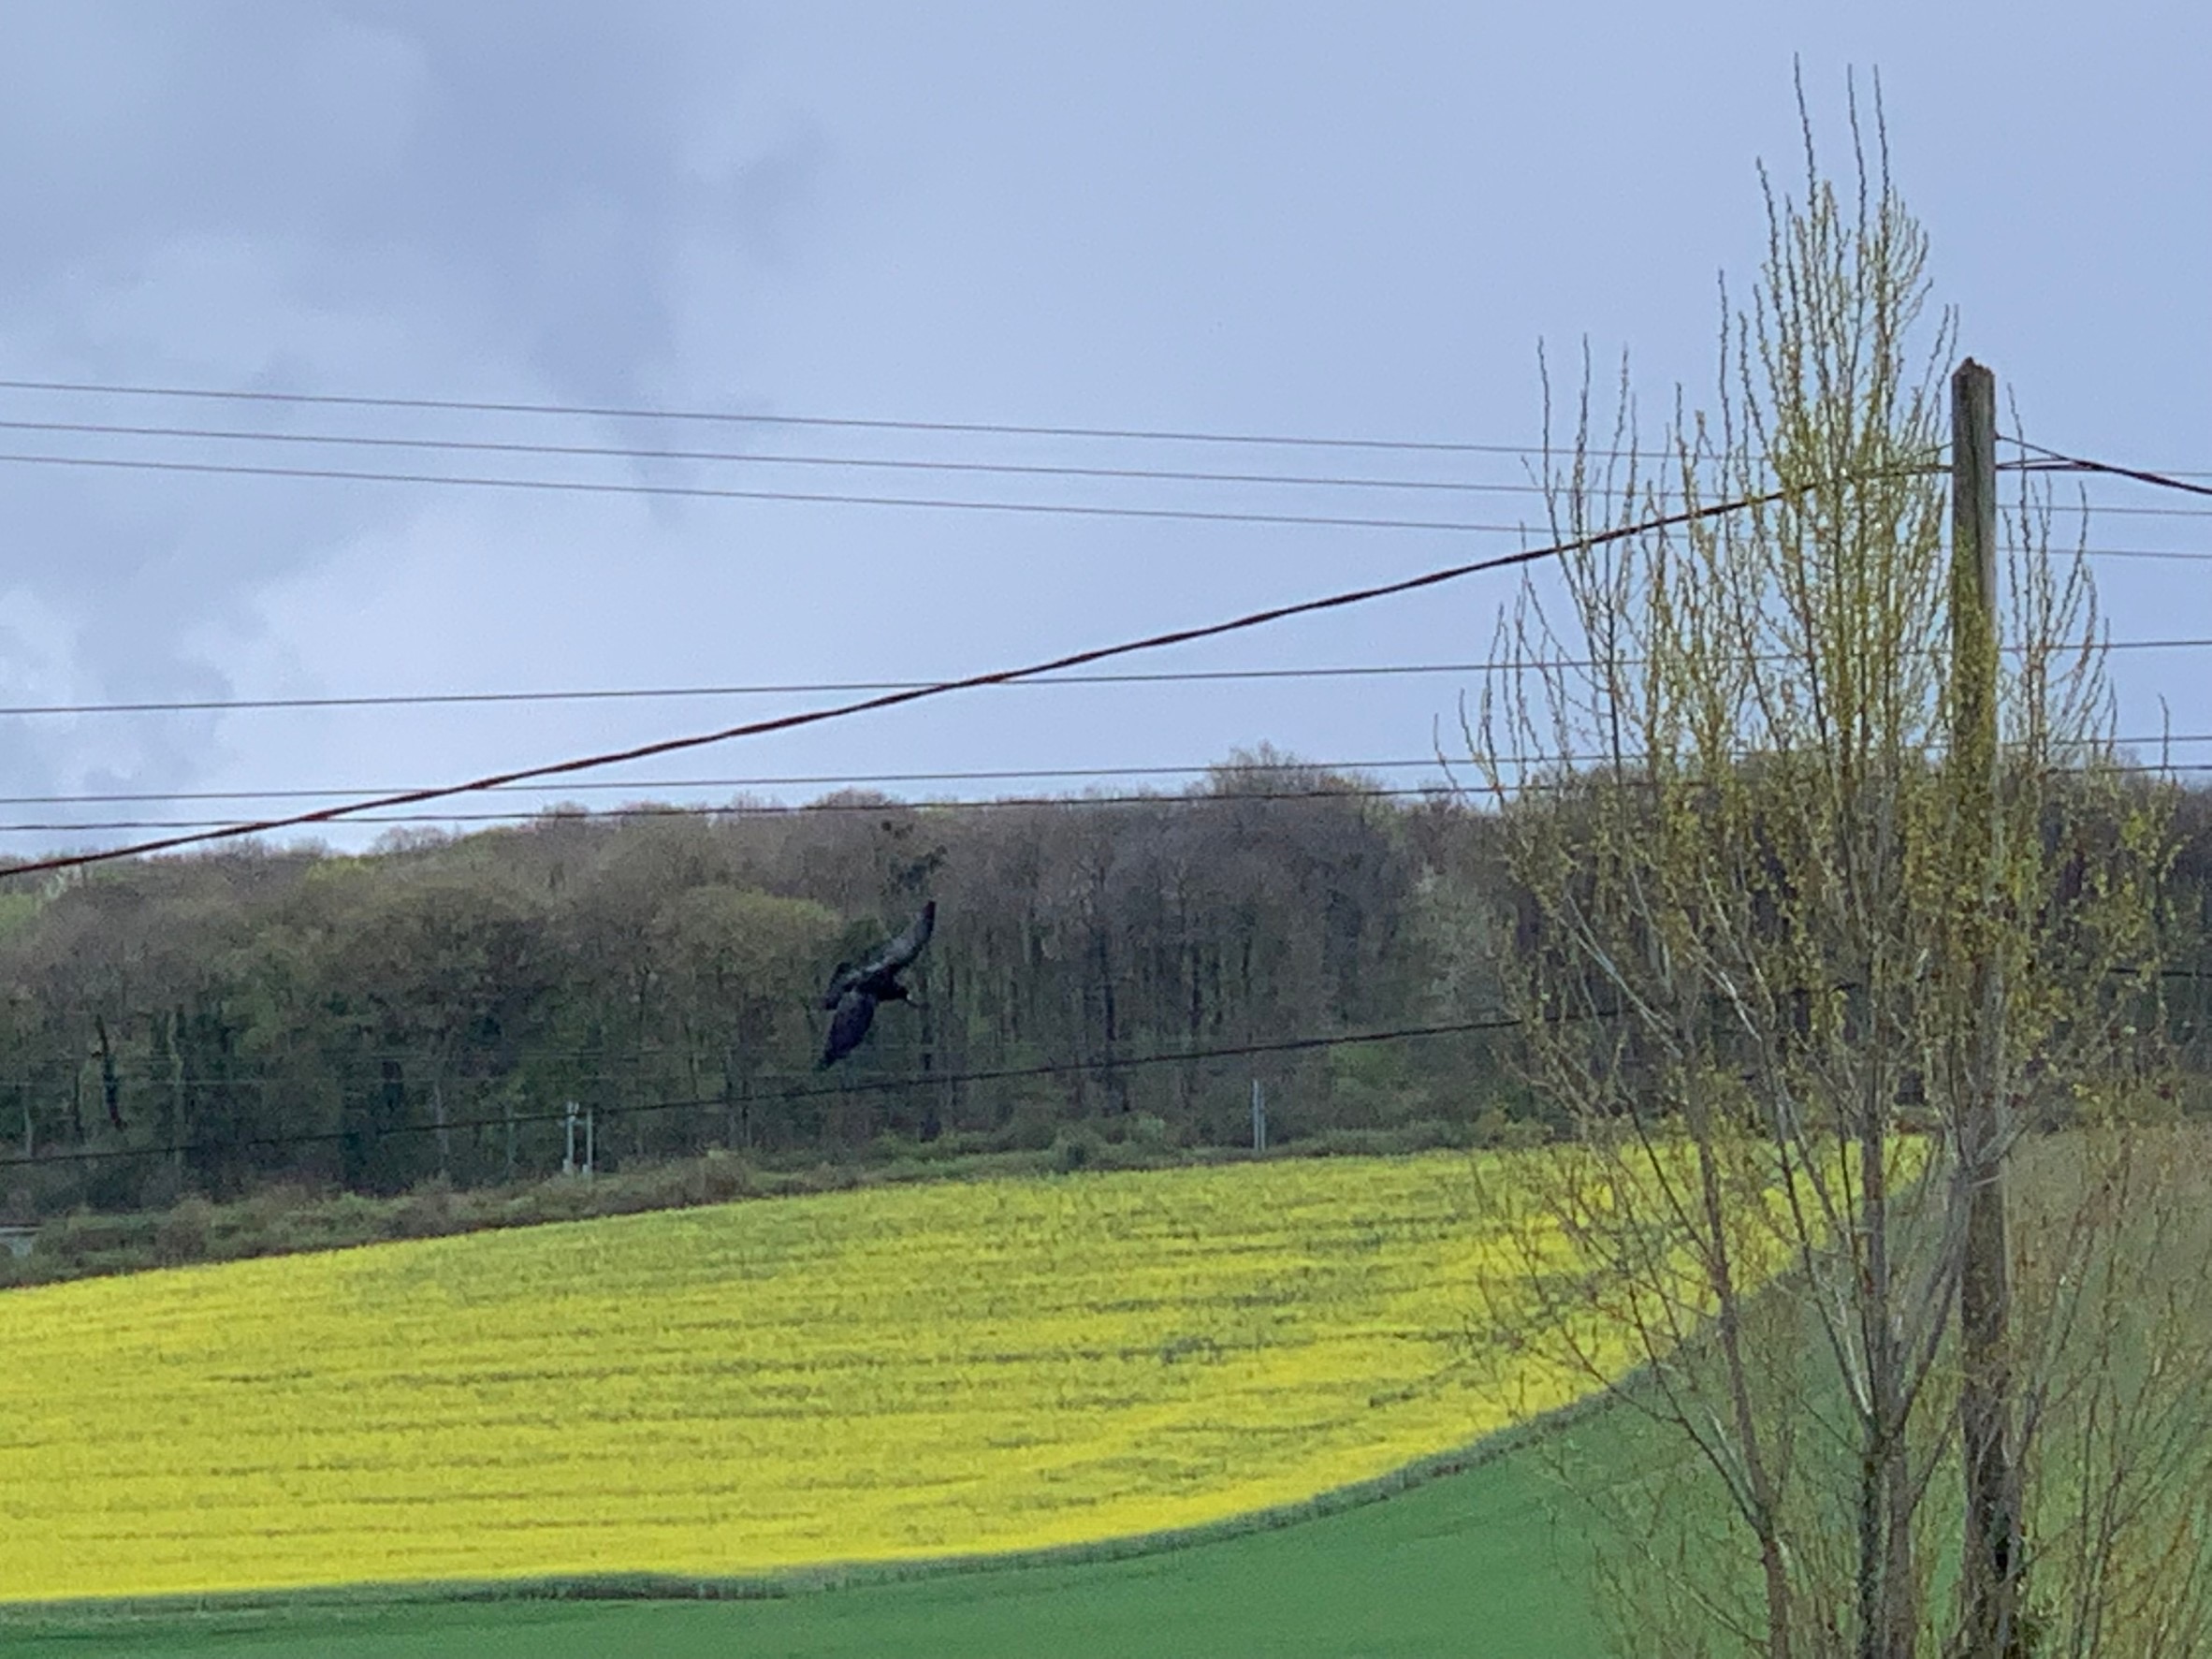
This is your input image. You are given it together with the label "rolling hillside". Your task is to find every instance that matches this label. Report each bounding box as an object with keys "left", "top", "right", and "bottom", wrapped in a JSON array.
[{"left": 0, "top": 1152, "right": 1629, "bottom": 1605}]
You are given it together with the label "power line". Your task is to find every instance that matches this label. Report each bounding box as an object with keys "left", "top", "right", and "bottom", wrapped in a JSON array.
[
  {"left": 0, "top": 450, "right": 2123, "bottom": 529},
  {"left": 0, "top": 791, "right": 1461, "bottom": 835},
  {"left": 0, "top": 661, "right": 1593, "bottom": 719},
  {"left": 0, "top": 382, "right": 2201, "bottom": 513},
  {"left": 22, "top": 961, "right": 2197, "bottom": 1170},
  {"left": 0, "top": 447, "right": 2198, "bottom": 546},
  {"left": 0, "top": 439, "right": 2194, "bottom": 546},
  {"left": 2021, "top": 502, "right": 2212, "bottom": 520},
  {"left": 2039, "top": 504, "right": 2212, "bottom": 520},
  {"left": 2080, "top": 546, "right": 2212, "bottom": 564},
  {"left": 65, "top": 951, "right": 2189, "bottom": 1170},
  {"left": 0, "top": 415, "right": 1558, "bottom": 500},
  {"left": 21, "top": 750, "right": 2212, "bottom": 837},
  {"left": 71, "top": 968, "right": 2212, "bottom": 1099},
  {"left": 0, "top": 1015, "right": 1525, "bottom": 1103},
  {"left": 0, "top": 483, "right": 1796, "bottom": 880},
  {"left": 0, "top": 761, "right": 1450, "bottom": 808},
  {"left": 2030, "top": 502, "right": 2212, "bottom": 525},
  {"left": 8, "top": 724, "right": 2212, "bottom": 814},
  {"left": 0, "top": 1012, "right": 1528, "bottom": 1171},
  {"left": 46, "top": 965, "right": 2212, "bottom": 1096},
  {"left": 2015, "top": 458, "right": 2212, "bottom": 482},
  {"left": 0, "top": 374, "right": 1616, "bottom": 459},
  {"left": 7, "top": 632, "right": 2208, "bottom": 723},
  {"left": 2008, "top": 442, "right": 2212, "bottom": 502},
  {"left": 52, "top": 416, "right": 2212, "bottom": 510},
  {"left": 0, "top": 448, "right": 1556, "bottom": 534},
  {"left": 0, "top": 448, "right": 2176, "bottom": 862},
  {"left": 5, "top": 945, "right": 2202, "bottom": 1172},
  {"left": 0, "top": 785, "right": 1464, "bottom": 835}
]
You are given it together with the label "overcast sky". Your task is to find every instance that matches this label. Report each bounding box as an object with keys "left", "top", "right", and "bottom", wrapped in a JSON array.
[{"left": 0, "top": 2, "right": 2204, "bottom": 859}]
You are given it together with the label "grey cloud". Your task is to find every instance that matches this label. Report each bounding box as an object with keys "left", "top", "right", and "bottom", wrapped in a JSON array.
[{"left": 0, "top": 2, "right": 818, "bottom": 804}]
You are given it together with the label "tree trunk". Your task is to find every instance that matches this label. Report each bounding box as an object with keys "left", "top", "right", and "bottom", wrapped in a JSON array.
[
  {"left": 431, "top": 1071, "right": 450, "bottom": 1178},
  {"left": 93, "top": 1012, "right": 119, "bottom": 1133}
]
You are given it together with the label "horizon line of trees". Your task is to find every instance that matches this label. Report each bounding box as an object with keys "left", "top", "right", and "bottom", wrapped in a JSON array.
[
  {"left": 1, "top": 747, "right": 2208, "bottom": 1223},
  {"left": 0, "top": 750, "right": 1520, "bottom": 1217}
]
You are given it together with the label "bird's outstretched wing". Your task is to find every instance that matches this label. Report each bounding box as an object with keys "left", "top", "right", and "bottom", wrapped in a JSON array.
[
  {"left": 859, "top": 900, "right": 936, "bottom": 979},
  {"left": 817, "top": 902, "right": 936, "bottom": 1061},
  {"left": 821, "top": 989, "right": 878, "bottom": 1068}
]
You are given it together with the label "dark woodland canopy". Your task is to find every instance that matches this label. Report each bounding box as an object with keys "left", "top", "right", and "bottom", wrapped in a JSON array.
[{"left": 0, "top": 756, "right": 2203, "bottom": 1217}]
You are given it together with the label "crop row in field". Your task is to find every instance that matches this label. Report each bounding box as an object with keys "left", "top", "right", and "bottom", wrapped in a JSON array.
[{"left": 0, "top": 1152, "right": 1634, "bottom": 1602}]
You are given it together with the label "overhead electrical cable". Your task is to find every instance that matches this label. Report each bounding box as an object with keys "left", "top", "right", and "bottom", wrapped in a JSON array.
[
  {"left": 2075, "top": 546, "right": 2212, "bottom": 563},
  {"left": 0, "top": 438, "right": 2191, "bottom": 543},
  {"left": 0, "top": 415, "right": 1558, "bottom": 499},
  {"left": 15, "top": 750, "right": 2211, "bottom": 836},
  {"left": 0, "top": 479, "right": 1809, "bottom": 879},
  {"left": 0, "top": 1012, "right": 1535, "bottom": 1171},
  {"left": 26, "top": 765, "right": 2212, "bottom": 836},
  {"left": 7, "top": 721, "right": 2210, "bottom": 811},
  {"left": 15, "top": 949, "right": 2204, "bottom": 1162},
  {"left": 0, "top": 660, "right": 1618, "bottom": 718},
  {"left": 0, "top": 374, "right": 1635, "bottom": 459},
  {"left": 53, "top": 948, "right": 2188, "bottom": 1171},
  {"left": 6, "top": 633, "right": 2206, "bottom": 723},
  {"left": 0, "top": 445, "right": 2196, "bottom": 548},
  {"left": 0, "top": 449, "right": 1555, "bottom": 532},
  {"left": 0, "top": 761, "right": 1452, "bottom": 807},
  {"left": 2005, "top": 440, "right": 2212, "bottom": 502},
  {"left": 0, "top": 788, "right": 1456, "bottom": 834},
  {"left": 12, "top": 415, "right": 2204, "bottom": 513}
]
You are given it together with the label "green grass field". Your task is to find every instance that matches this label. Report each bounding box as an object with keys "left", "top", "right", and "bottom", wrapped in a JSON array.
[{"left": 0, "top": 1411, "right": 1619, "bottom": 1659}]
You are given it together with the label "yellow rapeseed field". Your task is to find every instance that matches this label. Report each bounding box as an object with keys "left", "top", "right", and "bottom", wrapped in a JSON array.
[{"left": 0, "top": 1153, "right": 1640, "bottom": 1602}]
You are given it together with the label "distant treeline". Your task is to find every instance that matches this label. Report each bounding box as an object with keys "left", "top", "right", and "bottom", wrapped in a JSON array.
[
  {"left": 6, "top": 750, "right": 2209, "bottom": 1221},
  {"left": 0, "top": 752, "right": 1535, "bottom": 1217}
]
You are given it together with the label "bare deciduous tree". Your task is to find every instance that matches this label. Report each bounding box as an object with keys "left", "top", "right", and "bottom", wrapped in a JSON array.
[{"left": 1465, "top": 84, "right": 2208, "bottom": 1659}]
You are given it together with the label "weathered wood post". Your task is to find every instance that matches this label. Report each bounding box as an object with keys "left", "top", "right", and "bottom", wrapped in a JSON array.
[{"left": 1950, "top": 357, "right": 2021, "bottom": 1659}]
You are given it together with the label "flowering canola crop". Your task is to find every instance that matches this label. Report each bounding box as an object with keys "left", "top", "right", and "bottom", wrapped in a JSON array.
[{"left": 0, "top": 1154, "right": 1637, "bottom": 1602}]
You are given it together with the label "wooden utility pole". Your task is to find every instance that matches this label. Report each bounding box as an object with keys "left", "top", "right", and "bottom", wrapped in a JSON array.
[{"left": 1950, "top": 357, "right": 2020, "bottom": 1659}]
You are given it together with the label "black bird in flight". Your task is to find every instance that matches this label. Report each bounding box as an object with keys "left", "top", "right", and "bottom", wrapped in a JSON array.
[{"left": 819, "top": 900, "right": 936, "bottom": 1068}]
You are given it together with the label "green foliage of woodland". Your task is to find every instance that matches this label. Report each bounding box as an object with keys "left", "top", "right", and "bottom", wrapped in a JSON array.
[
  {"left": 4, "top": 743, "right": 2207, "bottom": 1240},
  {"left": 0, "top": 750, "right": 1534, "bottom": 1221}
]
